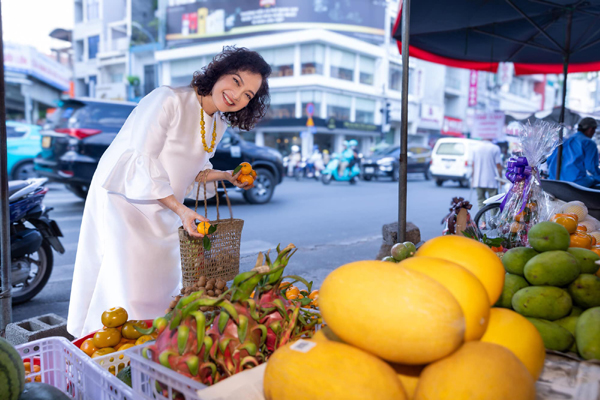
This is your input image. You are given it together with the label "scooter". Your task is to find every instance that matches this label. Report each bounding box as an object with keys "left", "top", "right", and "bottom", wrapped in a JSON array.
[
  {"left": 321, "top": 155, "right": 361, "bottom": 185},
  {"left": 3, "top": 178, "right": 64, "bottom": 304}
]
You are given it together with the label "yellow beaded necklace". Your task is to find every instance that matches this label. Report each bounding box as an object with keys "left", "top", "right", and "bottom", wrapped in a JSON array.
[{"left": 200, "top": 107, "right": 217, "bottom": 153}]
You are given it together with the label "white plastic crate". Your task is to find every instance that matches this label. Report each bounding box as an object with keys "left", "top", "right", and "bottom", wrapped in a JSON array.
[
  {"left": 92, "top": 349, "right": 131, "bottom": 376},
  {"left": 127, "top": 344, "right": 206, "bottom": 400},
  {"left": 15, "top": 337, "right": 135, "bottom": 400}
]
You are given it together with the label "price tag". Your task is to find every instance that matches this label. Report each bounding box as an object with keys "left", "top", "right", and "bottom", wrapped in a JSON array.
[
  {"left": 230, "top": 145, "right": 241, "bottom": 158},
  {"left": 290, "top": 339, "right": 317, "bottom": 353}
]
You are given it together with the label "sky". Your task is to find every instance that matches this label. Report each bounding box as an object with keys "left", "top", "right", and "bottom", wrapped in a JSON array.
[{"left": 2, "top": 0, "right": 74, "bottom": 54}]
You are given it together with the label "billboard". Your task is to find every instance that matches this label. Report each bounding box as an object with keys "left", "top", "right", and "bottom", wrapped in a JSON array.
[
  {"left": 4, "top": 43, "right": 71, "bottom": 91},
  {"left": 166, "top": 0, "right": 386, "bottom": 47}
]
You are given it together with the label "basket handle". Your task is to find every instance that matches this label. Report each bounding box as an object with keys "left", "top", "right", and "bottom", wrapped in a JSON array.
[{"left": 193, "top": 169, "right": 234, "bottom": 220}]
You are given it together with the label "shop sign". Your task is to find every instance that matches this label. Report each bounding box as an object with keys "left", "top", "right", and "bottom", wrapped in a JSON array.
[
  {"left": 420, "top": 103, "right": 443, "bottom": 127},
  {"left": 472, "top": 112, "right": 505, "bottom": 140},
  {"left": 442, "top": 116, "right": 463, "bottom": 136},
  {"left": 468, "top": 70, "right": 478, "bottom": 107},
  {"left": 327, "top": 117, "right": 336, "bottom": 130},
  {"left": 3, "top": 43, "right": 70, "bottom": 91},
  {"left": 165, "top": 0, "right": 386, "bottom": 46}
]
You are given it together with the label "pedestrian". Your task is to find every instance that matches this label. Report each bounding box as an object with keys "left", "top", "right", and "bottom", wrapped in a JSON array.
[
  {"left": 471, "top": 140, "right": 503, "bottom": 210},
  {"left": 547, "top": 117, "right": 600, "bottom": 189},
  {"left": 67, "top": 47, "right": 271, "bottom": 337}
]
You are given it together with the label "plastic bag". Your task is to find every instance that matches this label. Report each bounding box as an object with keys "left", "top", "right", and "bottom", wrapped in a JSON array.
[{"left": 494, "top": 121, "right": 561, "bottom": 248}]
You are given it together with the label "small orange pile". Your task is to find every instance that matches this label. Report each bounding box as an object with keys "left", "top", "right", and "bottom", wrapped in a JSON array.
[
  {"left": 23, "top": 361, "right": 41, "bottom": 383},
  {"left": 551, "top": 213, "right": 597, "bottom": 250},
  {"left": 281, "top": 282, "right": 319, "bottom": 308},
  {"left": 235, "top": 162, "right": 256, "bottom": 188}
]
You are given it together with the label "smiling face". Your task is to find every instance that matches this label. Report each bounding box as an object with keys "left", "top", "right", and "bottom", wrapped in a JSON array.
[{"left": 211, "top": 70, "right": 263, "bottom": 113}]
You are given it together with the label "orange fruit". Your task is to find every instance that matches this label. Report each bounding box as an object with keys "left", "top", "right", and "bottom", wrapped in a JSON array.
[
  {"left": 240, "top": 162, "right": 252, "bottom": 175},
  {"left": 250, "top": 170, "right": 257, "bottom": 178},
  {"left": 287, "top": 293, "right": 299, "bottom": 300},
  {"left": 197, "top": 221, "right": 211, "bottom": 235},
  {"left": 551, "top": 214, "right": 578, "bottom": 234},
  {"left": 510, "top": 222, "right": 524, "bottom": 233},
  {"left": 80, "top": 338, "right": 99, "bottom": 357},
  {"left": 23, "top": 362, "right": 31, "bottom": 372},
  {"left": 280, "top": 282, "right": 292, "bottom": 291},
  {"left": 239, "top": 174, "right": 254, "bottom": 186},
  {"left": 590, "top": 246, "right": 600, "bottom": 257},
  {"left": 308, "top": 290, "right": 319, "bottom": 300},
  {"left": 570, "top": 232, "right": 593, "bottom": 249},
  {"left": 286, "top": 286, "right": 300, "bottom": 296},
  {"left": 577, "top": 225, "right": 588, "bottom": 232}
]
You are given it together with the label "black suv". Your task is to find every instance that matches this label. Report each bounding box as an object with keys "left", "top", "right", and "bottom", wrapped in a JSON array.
[
  {"left": 361, "top": 145, "right": 432, "bottom": 181},
  {"left": 34, "top": 98, "right": 284, "bottom": 204}
]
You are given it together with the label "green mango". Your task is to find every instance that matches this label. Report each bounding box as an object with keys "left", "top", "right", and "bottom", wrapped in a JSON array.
[
  {"left": 576, "top": 307, "right": 600, "bottom": 360},
  {"left": 554, "top": 316, "right": 579, "bottom": 353},
  {"left": 567, "top": 248, "right": 600, "bottom": 274},
  {"left": 568, "top": 274, "right": 600, "bottom": 309},
  {"left": 512, "top": 286, "right": 572, "bottom": 321},
  {"left": 523, "top": 251, "right": 580, "bottom": 287},
  {"left": 495, "top": 273, "right": 529, "bottom": 309},
  {"left": 528, "top": 222, "right": 570, "bottom": 252},
  {"left": 502, "top": 247, "right": 539, "bottom": 276},
  {"left": 526, "top": 318, "right": 575, "bottom": 352}
]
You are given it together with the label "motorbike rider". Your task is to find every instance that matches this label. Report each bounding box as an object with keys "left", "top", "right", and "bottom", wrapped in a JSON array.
[
  {"left": 287, "top": 145, "right": 301, "bottom": 177},
  {"left": 347, "top": 139, "right": 359, "bottom": 171},
  {"left": 308, "top": 145, "right": 325, "bottom": 175}
]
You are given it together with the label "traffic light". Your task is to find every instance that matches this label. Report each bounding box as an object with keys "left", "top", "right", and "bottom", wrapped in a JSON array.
[{"left": 380, "top": 102, "right": 392, "bottom": 123}]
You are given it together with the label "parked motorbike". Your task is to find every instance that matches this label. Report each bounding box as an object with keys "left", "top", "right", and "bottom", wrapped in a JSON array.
[
  {"left": 474, "top": 179, "right": 600, "bottom": 236},
  {"left": 321, "top": 155, "right": 361, "bottom": 185},
  {"left": 3, "top": 178, "right": 64, "bottom": 304}
]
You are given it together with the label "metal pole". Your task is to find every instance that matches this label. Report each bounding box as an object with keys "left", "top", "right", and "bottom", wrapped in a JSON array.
[
  {"left": 398, "top": 0, "right": 410, "bottom": 242},
  {"left": 0, "top": 0, "right": 13, "bottom": 334},
  {"left": 556, "top": 11, "right": 572, "bottom": 181}
]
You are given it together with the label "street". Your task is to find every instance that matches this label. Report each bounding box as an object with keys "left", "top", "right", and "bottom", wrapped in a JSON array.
[{"left": 12, "top": 174, "right": 474, "bottom": 323}]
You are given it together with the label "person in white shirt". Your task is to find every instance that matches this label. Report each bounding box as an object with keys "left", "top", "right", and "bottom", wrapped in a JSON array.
[{"left": 472, "top": 140, "right": 503, "bottom": 210}]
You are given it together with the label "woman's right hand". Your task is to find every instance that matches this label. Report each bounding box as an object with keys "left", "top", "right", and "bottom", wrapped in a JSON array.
[{"left": 179, "top": 208, "right": 209, "bottom": 238}]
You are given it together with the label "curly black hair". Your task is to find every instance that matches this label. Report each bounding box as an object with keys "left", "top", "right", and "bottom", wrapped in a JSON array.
[{"left": 191, "top": 46, "right": 271, "bottom": 131}]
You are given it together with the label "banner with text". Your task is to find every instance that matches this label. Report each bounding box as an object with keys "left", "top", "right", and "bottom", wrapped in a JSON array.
[
  {"left": 166, "top": 0, "right": 385, "bottom": 46},
  {"left": 472, "top": 112, "right": 505, "bottom": 140}
]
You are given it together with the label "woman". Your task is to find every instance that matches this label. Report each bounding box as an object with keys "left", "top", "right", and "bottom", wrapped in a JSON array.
[{"left": 67, "top": 47, "right": 271, "bottom": 337}]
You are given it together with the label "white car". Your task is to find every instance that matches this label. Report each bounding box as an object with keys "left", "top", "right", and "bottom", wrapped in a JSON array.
[{"left": 430, "top": 138, "right": 482, "bottom": 187}]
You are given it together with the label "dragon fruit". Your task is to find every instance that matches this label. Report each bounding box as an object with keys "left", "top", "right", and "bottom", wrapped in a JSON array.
[{"left": 138, "top": 244, "right": 318, "bottom": 388}]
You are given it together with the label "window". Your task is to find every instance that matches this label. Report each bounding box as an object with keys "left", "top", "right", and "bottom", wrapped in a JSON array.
[
  {"left": 327, "top": 93, "right": 351, "bottom": 121},
  {"left": 436, "top": 143, "right": 465, "bottom": 156},
  {"left": 86, "top": 0, "right": 99, "bottom": 21},
  {"left": 88, "top": 35, "right": 99, "bottom": 59},
  {"left": 330, "top": 48, "right": 354, "bottom": 81},
  {"left": 389, "top": 63, "right": 415, "bottom": 94},
  {"left": 301, "top": 91, "right": 322, "bottom": 118},
  {"left": 355, "top": 98, "right": 375, "bottom": 124},
  {"left": 75, "top": 40, "right": 84, "bottom": 62},
  {"left": 170, "top": 56, "right": 207, "bottom": 87},
  {"left": 261, "top": 47, "right": 294, "bottom": 78},
  {"left": 267, "top": 92, "right": 296, "bottom": 119},
  {"left": 509, "top": 77, "right": 534, "bottom": 98},
  {"left": 6, "top": 125, "right": 28, "bottom": 138},
  {"left": 111, "top": 73, "right": 123, "bottom": 83},
  {"left": 301, "top": 44, "right": 324, "bottom": 75},
  {"left": 359, "top": 56, "right": 375, "bottom": 85},
  {"left": 45, "top": 101, "right": 135, "bottom": 132}
]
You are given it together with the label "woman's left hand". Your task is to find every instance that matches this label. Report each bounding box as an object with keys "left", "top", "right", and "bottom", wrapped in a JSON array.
[{"left": 225, "top": 170, "right": 253, "bottom": 190}]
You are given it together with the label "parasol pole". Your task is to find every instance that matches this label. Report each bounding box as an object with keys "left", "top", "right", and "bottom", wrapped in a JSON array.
[
  {"left": 556, "top": 11, "right": 572, "bottom": 181},
  {"left": 398, "top": 0, "right": 411, "bottom": 242},
  {"left": 0, "top": 0, "right": 13, "bottom": 335}
]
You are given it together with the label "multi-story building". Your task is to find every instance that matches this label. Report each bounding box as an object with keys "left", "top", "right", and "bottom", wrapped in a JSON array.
[
  {"left": 154, "top": 0, "right": 426, "bottom": 157},
  {"left": 72, "top": 0, "right": 159, "bottom": 101}
]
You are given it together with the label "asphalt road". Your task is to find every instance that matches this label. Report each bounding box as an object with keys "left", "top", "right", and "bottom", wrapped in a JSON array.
[{"left": 12, "top": 174, "right": 474, "bottom": 323}]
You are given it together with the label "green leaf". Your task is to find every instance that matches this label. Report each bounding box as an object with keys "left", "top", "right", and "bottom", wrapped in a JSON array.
[
  {"left": 208, "top": 224, "right": 217, "bottom": 235},
  {"left": 299, "top": 297, "right": 312, "bottom": 306},
  {"left": 233, "top": 165, "right": 242, "bottom": 174},
  {"left": 203, "top": 236, "right": 211, "bottom": 251}
]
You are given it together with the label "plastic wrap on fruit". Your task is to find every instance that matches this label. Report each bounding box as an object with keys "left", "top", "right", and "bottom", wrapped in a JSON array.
[
  {"left": 442, "top": 197, "right": 479, "bottom": 238},
  {"left": 492, "top": 121, "right": 561, "bottom": 248}
]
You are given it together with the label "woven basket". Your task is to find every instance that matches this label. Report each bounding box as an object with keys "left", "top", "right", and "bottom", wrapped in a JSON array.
[{"left": 179, "top": 170, "right": 244, "bottom": 287}]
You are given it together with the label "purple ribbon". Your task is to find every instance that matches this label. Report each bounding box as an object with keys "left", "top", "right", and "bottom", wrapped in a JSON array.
[{"left": 500, "top": 156, "right": 533, "bottom": 214}]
